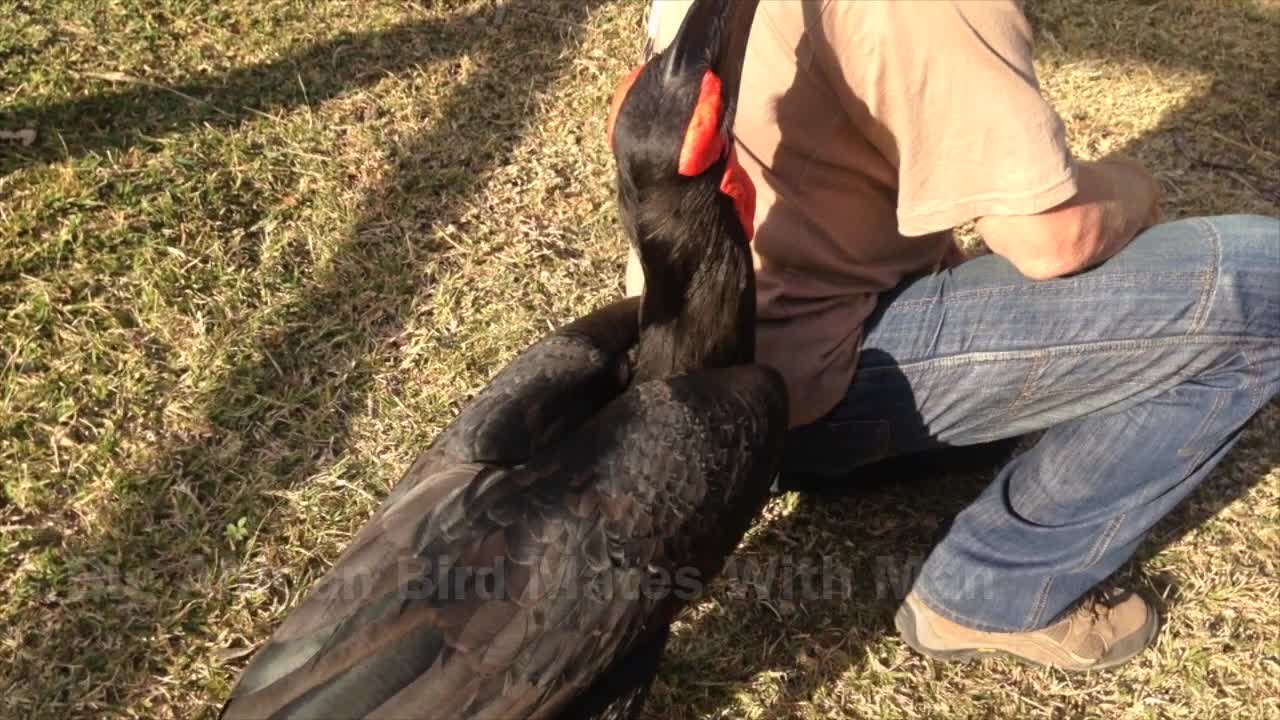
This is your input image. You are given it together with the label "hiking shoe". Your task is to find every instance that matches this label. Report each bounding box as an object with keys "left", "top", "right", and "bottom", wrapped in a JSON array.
[{"left": 894, "top": 587, "right": 1158, "bottom": 671}]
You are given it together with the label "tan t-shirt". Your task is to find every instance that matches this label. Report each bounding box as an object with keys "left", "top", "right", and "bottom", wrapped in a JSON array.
[{"left": 640, "top": 0, "right": 1078, "bottom": 426}]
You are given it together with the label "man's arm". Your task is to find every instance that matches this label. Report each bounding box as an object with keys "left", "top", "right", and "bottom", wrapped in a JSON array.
[
  {"left": 978, "top": 157, "right": 1161, "bottom": 280},
  {"left": 634, "top": 156, "right": 1161, "bottom": 290}
]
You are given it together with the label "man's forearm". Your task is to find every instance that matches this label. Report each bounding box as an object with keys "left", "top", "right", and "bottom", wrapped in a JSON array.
[{"left": 980, "top": 156, "right": 1161, "bottom": 280}]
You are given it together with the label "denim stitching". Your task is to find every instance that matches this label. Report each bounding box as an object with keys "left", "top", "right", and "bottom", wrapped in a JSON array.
[
  {"left": 1028, "top": 574, "right": 1055, "bottom": 630},
  {"left": 859, "top": 366, "right": 1171, "bottom": 397},
  {"left": 886, "top": 270, "right": 1211, "bottom": 309},
  {"left": 1013, "top": 378, "right": 1162, "bottom": 398},
  {"left": 1178, "top": 362, "right": 1232, "bottom": 469},
  {"left": 1186, "top": 217, "right": 1222, "bottom": 336},
  {"left": 1021, "top": 509, "right": 1127, "bottom": 631},
  {"left": 1029, "top": 512, "right": 1128, "bottom": 631},
  {"left": 913, "top": 346, "right": 1270, "bottom": 632},
  {"left": 881, "top": 334, "right": 1270, "bottom": 370},
  {"left": 1086, "top": 514, "right": 1125, "bottom": 572},
  {"left": 1235, "top": 345, "right": 1272, "bottom": 421},
  {"left": 1240, "top": 346, "right": 1265, "bottom": 418},
  {"left": 1006, "top": 354, "right": 1048, "bottom": 419}
]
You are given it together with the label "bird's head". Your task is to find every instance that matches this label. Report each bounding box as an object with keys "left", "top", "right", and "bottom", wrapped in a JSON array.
[
  {"left": 606, "top": 0, "right": 758, "bottom": 264},
  {"left": 605, "top": 0, "right": 760, "bottom": 376}
]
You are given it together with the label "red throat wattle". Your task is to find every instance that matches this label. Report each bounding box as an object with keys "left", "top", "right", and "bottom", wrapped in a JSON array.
[
  {"left": 606, "top": 66, "right": 756, "bottom": 243},
  {"left": 680, "top": 70, "right": 755, "bottom": 242},
  {"left": 718, "top": 146, "right": 755, "bottom": 242}
]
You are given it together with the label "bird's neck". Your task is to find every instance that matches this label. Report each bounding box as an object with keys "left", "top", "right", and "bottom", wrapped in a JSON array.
[{"left": 631, "top": 226, "right": 754, "bottom": 382}]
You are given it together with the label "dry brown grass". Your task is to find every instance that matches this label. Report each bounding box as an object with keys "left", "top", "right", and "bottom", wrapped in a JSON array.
[{"left": 2, "top": 1, "right": 1276, "bottom": 718}]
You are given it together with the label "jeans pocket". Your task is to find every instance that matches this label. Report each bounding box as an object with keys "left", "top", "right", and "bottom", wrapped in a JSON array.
[{"left": 782, "top": 419, "right": 892, "bottom": 478}]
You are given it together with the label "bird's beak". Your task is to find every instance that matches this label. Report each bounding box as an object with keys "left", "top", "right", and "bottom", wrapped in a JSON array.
[
  {"left": 661, "top": 0, "right": 760, "bottom": 240},
  {"left": 662, "top": 0, "right": 760, "bottom": 128}
]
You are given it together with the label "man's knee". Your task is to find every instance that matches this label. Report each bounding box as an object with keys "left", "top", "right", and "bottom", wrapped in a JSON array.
[{"left": 1192, "top": 214, "right": 1279, "bottom": 341}]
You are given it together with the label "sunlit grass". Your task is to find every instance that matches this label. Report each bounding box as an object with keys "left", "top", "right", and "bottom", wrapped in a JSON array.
[{"left": 2, "top": 1, "right": 1276, "bottom": 718}]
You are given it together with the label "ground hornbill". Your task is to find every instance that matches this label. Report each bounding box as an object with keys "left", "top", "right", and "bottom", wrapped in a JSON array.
[{"left": 218, "top": 1, "right": 778, "bottom": 717}]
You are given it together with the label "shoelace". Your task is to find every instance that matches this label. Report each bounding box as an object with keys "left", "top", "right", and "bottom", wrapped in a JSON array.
[
  {"left": 1081, "top": 595, "right": 1108, "bottom": 624},
  {"left": 1074, "top": 588, "right": 1125, "bottom": 647},
  {"left": 1063, "top": 588, "right": 1114, "bottom": 628}
]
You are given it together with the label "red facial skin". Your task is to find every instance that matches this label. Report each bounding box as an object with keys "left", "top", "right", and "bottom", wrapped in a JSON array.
[
  {"left": 676, "top": 72, "right": 725, "bottom": 176},
  {"left": 606, "top": 65, "right": 644, "bottom": 148},
  {"left": 607, "top": 67, "right": 755, "bottom": 242}
]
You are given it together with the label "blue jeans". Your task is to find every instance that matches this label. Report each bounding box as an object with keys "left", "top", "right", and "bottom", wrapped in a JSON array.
[{"left": 783, "top": 215, "right": 1280, "bottom": 632}]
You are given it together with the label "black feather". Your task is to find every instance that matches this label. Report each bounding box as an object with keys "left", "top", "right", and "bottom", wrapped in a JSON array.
[{"left": 219, "top": 2, "right": 772, "bottom": 718}]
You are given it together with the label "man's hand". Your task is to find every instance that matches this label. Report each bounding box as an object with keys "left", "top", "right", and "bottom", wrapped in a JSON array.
[
  {"left": 1103, "top": 155, "right": 1163, "bottom": 228},
  {"left": 977, "top": 156, "right": 1162, "bottom": 280}
]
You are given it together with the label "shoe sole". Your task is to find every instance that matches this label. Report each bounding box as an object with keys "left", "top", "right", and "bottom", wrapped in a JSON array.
[{"left": 893, "top": 598, "right": 1159, "bottom": 672}]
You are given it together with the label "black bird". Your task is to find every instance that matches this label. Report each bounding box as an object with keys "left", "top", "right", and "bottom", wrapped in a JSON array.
[{"left": 218, "top": 1, "right": 777, "bottom": 717}]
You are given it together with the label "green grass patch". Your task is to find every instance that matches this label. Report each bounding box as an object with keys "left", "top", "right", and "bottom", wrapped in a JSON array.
[{"left": 2, "top": 0, "right": 1276, "bottom": 718}]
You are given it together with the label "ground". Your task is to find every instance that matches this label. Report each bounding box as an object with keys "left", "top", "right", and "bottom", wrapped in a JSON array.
[{"left": 1, "top": 0, "right": 1277, "bottom": 718}]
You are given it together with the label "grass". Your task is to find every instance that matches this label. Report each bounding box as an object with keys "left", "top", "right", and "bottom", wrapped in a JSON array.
[{"left": 1, "top": 0, "right": 1276, "bottom": 718}]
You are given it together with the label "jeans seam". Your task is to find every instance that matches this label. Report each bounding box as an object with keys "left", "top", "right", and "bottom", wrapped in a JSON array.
[
  {"left": 886, "top": 270, "right": 1211, "bottom": 309},
  {"left": 1175, "top": 346, "right": 1264, "bottom": 469},
  {"left": 1082, "top": 514, "right": 1125, "bottom": 574},
  {"left": 1242, "top": 346, "right": 1265, "bottom": 417},
  {"left": 1022, "top": 511, "right": 1126, "bottom": 631},
  {"left": 861, "top": 369, "right": 1169, "bottom": 395},
  {"left": 1006, "top": 354, "right": 1048, "bottom": 419},
  {"left": 1028, "top": 575, "right": 1055, "bottom": 630},
  {"left": 1018, "top": 342, "right": 1233, "bottom": 629},
  {"left": 1180, "top": 376, "right": 1230, "bottom": 468},
  {"left": 886, "top": 334, "right": 1270, "bottom": 371},
  {"left": 1014, "top": 379, "right": 1162, "bottom": 398},
  {"left": 1186, "top": 217, "right": 1222, "bottom": 336},
  {"left": 1032, "top": 513, "right": 1128, "bottom": 630}
]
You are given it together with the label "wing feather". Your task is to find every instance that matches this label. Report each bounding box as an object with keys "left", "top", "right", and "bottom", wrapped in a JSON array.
[{"left": 221, "top": 343, "right": 786, "bottom": 719}]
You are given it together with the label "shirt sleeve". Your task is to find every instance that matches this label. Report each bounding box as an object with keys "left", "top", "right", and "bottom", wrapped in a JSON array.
[{"left": 821, "top": 0, "right": 1079, "bottom": 236}]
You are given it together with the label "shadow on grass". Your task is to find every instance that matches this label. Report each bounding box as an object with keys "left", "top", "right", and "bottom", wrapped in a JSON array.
[
  {"left": 1023, "top": 0, "right": 1280, "bottom": 213},
  {"left": 2, "top": 6, "right": 495, "bottom": 176},
  {"left": 6, "top": 2, "right": 607, "bottom": 718},
  {"left": 7, "top": 0, "right": 1274, "bottom": 717}
]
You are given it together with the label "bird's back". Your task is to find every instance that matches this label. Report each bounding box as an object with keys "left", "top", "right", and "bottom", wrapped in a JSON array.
[
  {"left": 218, "top": 296, "right": 786, "bottom": 719},
  {"left": 220, "top": 359, "right": 785, "bottom": 718}
]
